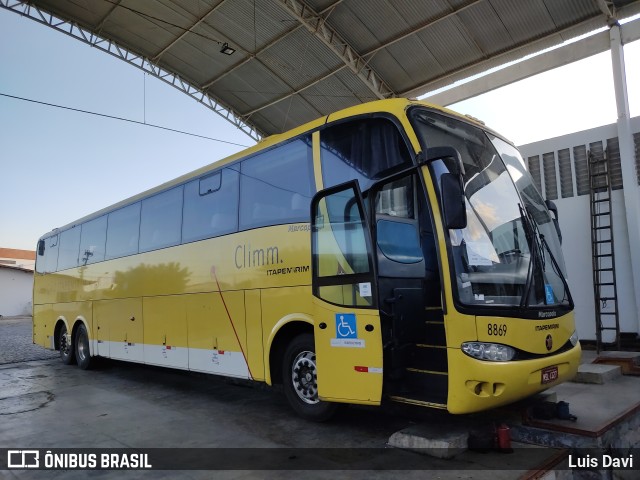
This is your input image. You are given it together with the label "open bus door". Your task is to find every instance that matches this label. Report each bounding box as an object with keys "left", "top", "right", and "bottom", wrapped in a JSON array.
[{"left": 310, "top": 181, "right": 383, "bottom": 405}]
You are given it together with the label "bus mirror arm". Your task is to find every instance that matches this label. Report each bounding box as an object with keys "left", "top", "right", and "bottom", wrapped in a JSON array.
[
  {"left": 424, "top": 146, "right": 465, "bottom": 176},
  {"left": 421, "top": 147, "right": 467, "bottom": 230},
  {"left": 545, "top": 199, "right": 563, "bottom": 245}
]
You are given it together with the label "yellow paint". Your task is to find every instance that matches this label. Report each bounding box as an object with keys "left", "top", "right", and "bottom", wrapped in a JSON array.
[
  {"left": 446, "top": 340, "right": 581, "bottom": 414},
  {"left": 185, "top": 291, "right": 246, "bottom": 351},
  {"left": 94, "top": 298, "right": 142, "bottom": 357},
  {"left": 312, "top": 298, "right": 383, "bottom": 405},
  {"left": 476, "top": 312, "right": 574, "bottom": 354},
  {"left": 32, "top": 304, "right": 53, "bottom": 347},
  {"left": 33, "top": 98, "right": 580, "bottom": 415}
]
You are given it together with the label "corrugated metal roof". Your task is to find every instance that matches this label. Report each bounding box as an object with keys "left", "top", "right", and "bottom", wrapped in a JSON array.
[{"left": 10, "top": 0, "right": 640, "bottom": 137}]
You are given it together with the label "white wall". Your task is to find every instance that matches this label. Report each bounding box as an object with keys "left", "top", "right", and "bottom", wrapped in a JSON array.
[
  {"left": 519, "top": 117, "right": 640, "bottom": 340},
  {"left": 0, "top": 268, "right": 33, "bottom": 317}
]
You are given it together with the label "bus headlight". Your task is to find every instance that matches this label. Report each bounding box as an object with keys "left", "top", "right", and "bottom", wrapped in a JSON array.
[
  {"left": 569, "top": 330, "right": 579, "bottom": 346},
  {"left": 461, "top": 342, "right": 515, "bottom": 362}
]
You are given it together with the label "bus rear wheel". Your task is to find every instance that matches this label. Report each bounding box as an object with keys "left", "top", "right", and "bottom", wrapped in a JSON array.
[
  {"left": 282, "top": 333, "right": 337, "bottom": 422},
  {"left": 75, "top": 323, "right": 93, "bottom": 370},
  {"left": 58, "top": 323, "right": 76, "bottom": 365}
]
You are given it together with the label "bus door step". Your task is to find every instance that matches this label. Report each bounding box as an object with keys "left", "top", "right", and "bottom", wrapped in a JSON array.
[{"left": 387, "top": 368, "right": 448, "bottom": 406}]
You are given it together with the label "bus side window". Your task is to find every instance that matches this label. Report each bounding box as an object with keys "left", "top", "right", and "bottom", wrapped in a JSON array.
[
  {"left": 57, "top": 226, "right": 82, "bottom": 271},
  {"left": 106, "top": 202, "right": 141, "bottom": 259},
  {"left": 183, "top": 168, "right": 239, "bottom": 243},
  {"left": 320, "top": 118, "right": 412, "bottom": 191},
  {"left": 35, "top": 240, "right": 45, "bottom": 273},
  {"left": 42, "top": 234, "right": 59, "bottom": 273},
  {"left": 239, "top": 137, "right": 314, "bottom": 230},
  {"left": 79, "top": 216, "right": 107, "bottom": 265},
  {"left": 140, "top": 186, "right": 183, "bottom": 252}
]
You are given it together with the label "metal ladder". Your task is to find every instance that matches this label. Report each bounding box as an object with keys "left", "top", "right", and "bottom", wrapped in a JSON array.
[{"left": 588, "top": 148, "right": 620, "bottom": 351}]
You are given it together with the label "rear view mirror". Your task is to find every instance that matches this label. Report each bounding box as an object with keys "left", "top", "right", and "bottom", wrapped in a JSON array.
[
  {"left": 441, "top": 173, "right": 467, "bottom": 229},
  {"left": 37, "top": 239, "right": 45, "bottom": 256},
  {"left": 545, "top": 199, "right": 562, "bottom": 244},
  {"left": 423, "top": 146, "right": 467, "bottom": 230}
]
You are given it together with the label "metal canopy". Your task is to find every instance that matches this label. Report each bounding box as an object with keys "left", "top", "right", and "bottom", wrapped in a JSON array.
[{"left": 4, "top": 0, "right": 640, "bottom": 139}]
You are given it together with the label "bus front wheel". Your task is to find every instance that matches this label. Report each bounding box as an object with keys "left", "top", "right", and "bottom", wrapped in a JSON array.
[
  {"left": 282, "top": 333, "right": 337, "bottom": 422},
  {"left": 58, "top": 323, "right": 76, "bottom": 365}
]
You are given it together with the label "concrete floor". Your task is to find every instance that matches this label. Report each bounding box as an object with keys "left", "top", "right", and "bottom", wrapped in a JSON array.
[{"left": 0, "top": 317, "right": 602, "bottom": 479}]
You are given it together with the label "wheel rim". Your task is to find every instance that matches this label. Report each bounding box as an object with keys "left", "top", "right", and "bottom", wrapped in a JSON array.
[
  {"left": 291, "top": 350, "right": 319, "bottom": 404},
  {"left": 60, "top": 327, "right": 70, "bottom": 357},
  {"left": 77, "top": 330, "right": 87, "bottom": 362}
]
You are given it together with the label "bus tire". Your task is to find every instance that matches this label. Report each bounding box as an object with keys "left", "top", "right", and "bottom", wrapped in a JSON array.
[
  {"left": 75, "top": 323, "right": 93, "bottom": 370},
  {"left": 282, "top": 333, "right": 337, "bottom": 422},
  {"left": 58, "top": 323, "right": 76, "bottom": 365}
]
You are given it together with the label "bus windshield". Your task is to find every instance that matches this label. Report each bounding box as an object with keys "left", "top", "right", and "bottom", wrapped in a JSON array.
[{"left": 411, "top": 109, "right": 570, "bottom": 311}]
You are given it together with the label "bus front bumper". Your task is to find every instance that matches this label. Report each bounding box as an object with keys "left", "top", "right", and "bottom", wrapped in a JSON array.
[{"left": 446, "top": 342, "right": 582, "bottom": 414}]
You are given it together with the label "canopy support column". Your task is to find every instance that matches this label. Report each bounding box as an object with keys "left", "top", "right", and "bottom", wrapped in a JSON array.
[{"left": 610, "top": 23, "right": 640, "bottom": 336}]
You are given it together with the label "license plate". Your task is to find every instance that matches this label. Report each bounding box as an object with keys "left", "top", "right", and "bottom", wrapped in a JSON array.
[{"left": 541, "top": 365, "right": 559, "bottom": 384}]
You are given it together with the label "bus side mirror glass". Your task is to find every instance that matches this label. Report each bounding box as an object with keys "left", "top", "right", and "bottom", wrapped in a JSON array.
[
  {"left": 37, "top": 239, "right": 45, "bottom": 256},
  {"left": 441, "top": 173, "right": 467, "bottom": 230},
  {"left": 545, "top": 199, "right": 562, "bottom": 244}
]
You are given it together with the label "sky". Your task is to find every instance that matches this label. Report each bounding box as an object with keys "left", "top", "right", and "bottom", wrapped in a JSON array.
[{"left": 1, "top": 7, "right": 639, "bottom": 251}]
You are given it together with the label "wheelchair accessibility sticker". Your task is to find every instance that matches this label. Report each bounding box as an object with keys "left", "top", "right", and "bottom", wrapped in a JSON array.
[{"left": 330, "top": 313, "right": 365, "bottom": 348}]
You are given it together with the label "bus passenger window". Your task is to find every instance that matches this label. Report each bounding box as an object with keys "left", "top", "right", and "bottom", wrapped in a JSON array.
[
  {"left": 139, "top": 186, "right": 183, "bottom": 252},
  {"left": 106, "top": 202, "right": 141, "bottom": 259},
  {"left": 183, "top": 168, "right": 239, "bottom": 243},
  {"left": 57, "top": 226, "right": 81, "bottom": 271},
  {"left": 239, "top": 138, "right": 314, "bottom": 230},
  {"left": 43, "top": 234, "right": 59, "bottom": 273},
  {"left": 79, "top": 216, "right": 107, "bottom": 265},
  {"left": 35, "top": 240, "right": 46, "bottom": 273}
]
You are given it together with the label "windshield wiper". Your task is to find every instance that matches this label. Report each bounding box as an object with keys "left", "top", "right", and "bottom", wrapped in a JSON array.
[
  {"left": 518, "top": 203, "right": 537, "bottom": 307},
  {"left": 526, "top": 206, "right": 574, "bottom": 308}
]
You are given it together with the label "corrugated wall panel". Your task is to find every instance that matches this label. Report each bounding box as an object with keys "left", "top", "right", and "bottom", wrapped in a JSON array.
[
  {"left": 558, "top": 148, "right": 574, "bottom": 198},
  {"left": 606, "top": 137, "right": 623, "bottom": 190},
  {"left": 573, "top": 145, "right": 589, "bottom": 196},
  {"left": 527, "top": 155, "right": 543, "bottom": 193},
  {"left": 543, "top": 152, "right": 558, "bottom": 200},
  {"left": 589, "top": 141, "right": 607, "bottom": 190}
]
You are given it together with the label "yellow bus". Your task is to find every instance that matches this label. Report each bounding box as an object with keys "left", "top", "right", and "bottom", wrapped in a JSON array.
[{"left": 33, "top": 98, "right": 580, "bottom": 421}]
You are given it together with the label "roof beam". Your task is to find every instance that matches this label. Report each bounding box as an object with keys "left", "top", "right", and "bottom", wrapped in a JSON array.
[
  {"left": 404, "top": 0, "right": 640, "bottom": 100},
  {"left": 423, "top": 15, "right": 640, "bottom": 107},
  {"left": 242, "top": 65, "right": 349, "bottom": 117},
  {"left": 152, "top": 0, "right": 227, "bottom": 63},
  {"left": 359, "top": 0, "right": 484, "bottom": 62},
  {"left": 94, "top": 0, "right": 122, "bottom": 35},
  {"left": 242, "top": 55, "right": 326, "bottom": 124},
  {"left": 201, "top": 0, "right": 345, "bottom": 90},
  {"left": 261, "top": 0, "right": 483, "bottom": 108},
  {"left": 595, "top": 0, "right": 613, "bottom": 19},
  {"left": 277, "top": 0, "right": 394, "bottom": 100}
]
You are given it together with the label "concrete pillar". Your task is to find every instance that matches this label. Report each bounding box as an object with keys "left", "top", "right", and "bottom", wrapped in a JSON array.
[{"left": 610, "top": 23, "right": 640, "bottom": 335}]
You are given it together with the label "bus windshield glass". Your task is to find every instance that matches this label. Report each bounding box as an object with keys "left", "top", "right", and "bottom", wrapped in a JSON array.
[{"left": 410, "top": 109, "right": 570, "bottom": 311}]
